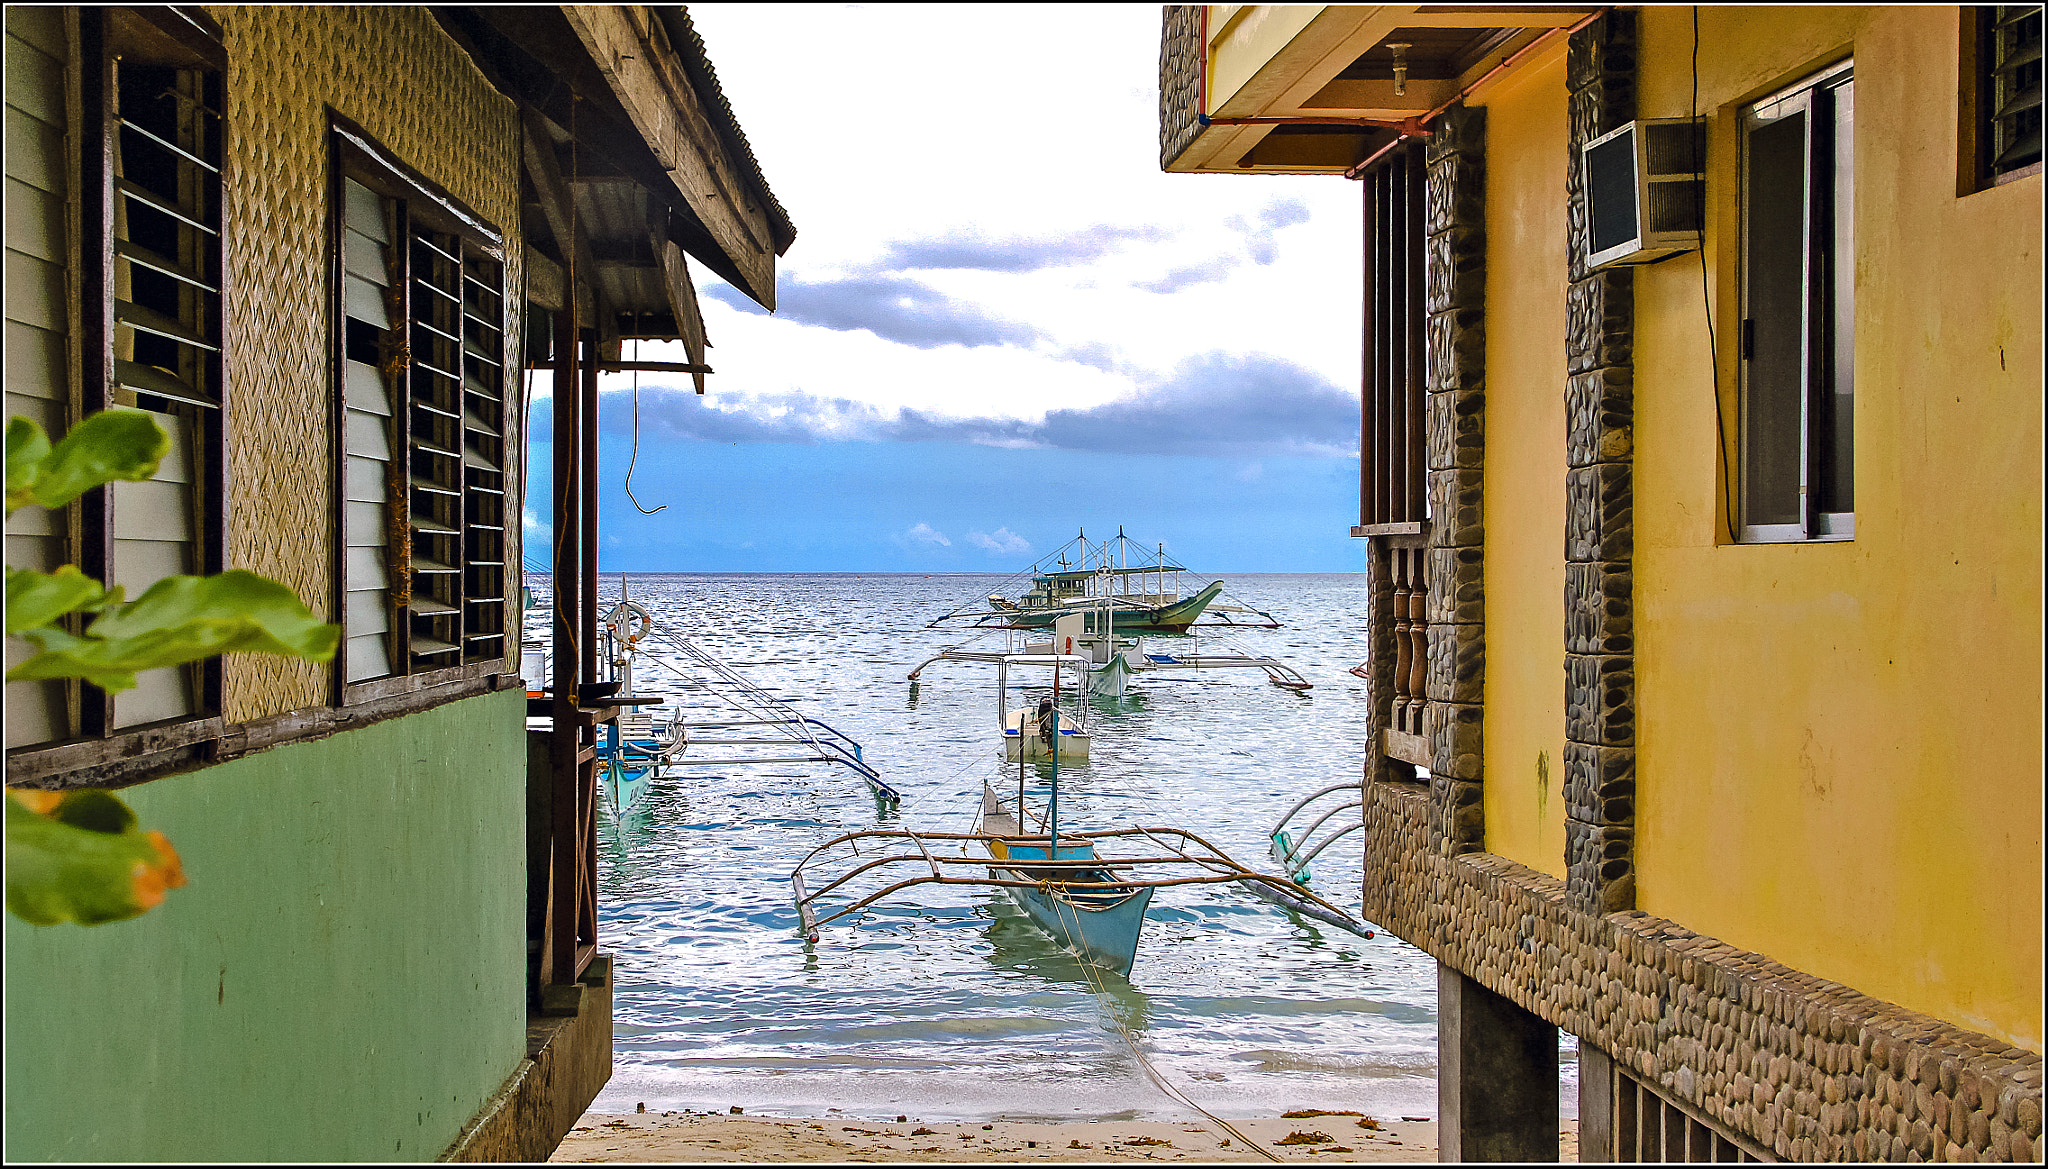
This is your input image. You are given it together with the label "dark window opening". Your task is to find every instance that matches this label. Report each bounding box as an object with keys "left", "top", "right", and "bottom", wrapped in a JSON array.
[
  {"left": 1739, "top": 63, "right": 1854, "bottom": 542},
  {"left": 1984, "top": 5, "right": 2044, "bottom": 182},
  {"left": 1355, "top": 142, "right": 1427, "bottom": 535}
]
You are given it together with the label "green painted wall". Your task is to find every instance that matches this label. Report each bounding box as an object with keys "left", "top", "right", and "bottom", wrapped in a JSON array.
[{"left": 5, "top": 690, "right": 529, "bottom": 1162}]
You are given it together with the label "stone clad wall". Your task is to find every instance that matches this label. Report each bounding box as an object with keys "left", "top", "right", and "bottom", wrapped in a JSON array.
[
  {"left": 1561, "top": 9, "right": 1640, "bottom": 919},
  {"left": 1363, "top": 778, "right": 2044, "bottom": 1162},
  {"left": 1158, "top": 5, "right": 1204, "bottom": 170},
  {"left": 1422, "top": 104, "right": 1488, "bottom": 857}
]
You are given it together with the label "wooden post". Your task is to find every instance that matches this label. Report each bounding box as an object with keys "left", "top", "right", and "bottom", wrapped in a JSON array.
[
  {"left": 580, "top": 328, "right": 599, "bottom": 686},
  {"left": 574, "top": 327, "right": 603, "bottom": 983},
  {"left": 1439, "top": 961, "right": 1559, "bottom": 1161},
  {"left": 546, "top": 296, "right": 581, "bottom": 989}
]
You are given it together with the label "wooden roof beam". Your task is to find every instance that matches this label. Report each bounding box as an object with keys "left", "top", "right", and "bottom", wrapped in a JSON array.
[
  {"left": 648, "top": 207, "right": 708, "bottom": 395},
  {"left": 522, "top": 103, "right": 602, "bottom": 304},
  {"left": 561, "top": 5, "right": 780, "bottom": 310}
]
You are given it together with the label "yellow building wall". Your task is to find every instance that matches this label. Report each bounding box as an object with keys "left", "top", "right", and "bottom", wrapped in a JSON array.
[
  {"left": 1630, "top": 6, "right": 2043, "bottom": 1051},
  {"left": 1473, "top": 44, "right": 1570, "bottom": 879}
]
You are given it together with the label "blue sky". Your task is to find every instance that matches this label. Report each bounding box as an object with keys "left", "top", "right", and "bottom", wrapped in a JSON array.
[{"left": 523, "top": 5, "right": 1366, "bottom": 573}]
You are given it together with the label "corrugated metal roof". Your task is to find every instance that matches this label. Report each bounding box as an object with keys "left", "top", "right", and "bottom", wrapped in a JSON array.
[{"left": 657, "top": 6, "right": 796, "bottom": 253}]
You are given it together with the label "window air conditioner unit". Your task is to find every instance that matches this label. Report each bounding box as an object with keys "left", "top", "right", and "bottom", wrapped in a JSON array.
[{"left": 1582, "top": 118, "right": 1704, "bottom": 268}]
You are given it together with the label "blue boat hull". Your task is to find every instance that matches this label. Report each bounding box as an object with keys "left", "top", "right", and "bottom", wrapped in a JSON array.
[
  {"left": 604, "top": 759, "right": 654, "bottom": 814},
  {"left": 1003, "top": 880, "right": 1153, "bottom": 976},
  {"left": 987, "top": 838, "right": 1153, "bottom": 975}
]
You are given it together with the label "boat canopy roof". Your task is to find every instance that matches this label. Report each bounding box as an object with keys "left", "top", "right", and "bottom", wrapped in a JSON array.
[{"left": 1034, "top": 563, "right": 1181, "bottom": 583}]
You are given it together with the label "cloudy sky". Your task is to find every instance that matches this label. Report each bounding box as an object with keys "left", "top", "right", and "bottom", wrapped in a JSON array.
[{"left": 526, "top": 3, "right": 1366, "bottom": 572}]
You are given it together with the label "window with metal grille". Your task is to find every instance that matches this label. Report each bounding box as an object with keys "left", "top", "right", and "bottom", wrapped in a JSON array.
[
  {"left": 1739, "top": 61, "right": 1854, "bottom": 543},
  {"left": 1353, "top": 141, "right": 1427, "bottom": 536},
  {"left": 333, "top": 124, "right": 510, "bottom": 697},
  {"left": 1983, "top": 5, "right": 2044, "bottom": 183}
]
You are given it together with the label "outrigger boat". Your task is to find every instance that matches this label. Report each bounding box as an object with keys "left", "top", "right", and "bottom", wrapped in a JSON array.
[
  {"left": 522, "top": 576, "right": 898, "bottom": 814},
  {"left": 791, "top": 711, "right": 1372, "bottom": 976},
  {"left": 928, "top": 528, "right": 1282, "bottom": 633},
  {"left": 997, "top": 657, "right": 1095, "bottom": 761},
  {"left": 912, "top": 604, "right": 1312, "bottom": 698}
]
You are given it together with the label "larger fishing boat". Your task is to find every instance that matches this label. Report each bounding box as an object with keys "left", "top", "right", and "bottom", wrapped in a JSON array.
[{"left": 930, "top": 528, "right": 1281, "bottom": 632}]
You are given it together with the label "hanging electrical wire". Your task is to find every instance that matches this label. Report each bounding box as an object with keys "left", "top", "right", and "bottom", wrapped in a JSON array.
[{"left": 1695, "top": 7, "right": 1735, "bottom": 543}]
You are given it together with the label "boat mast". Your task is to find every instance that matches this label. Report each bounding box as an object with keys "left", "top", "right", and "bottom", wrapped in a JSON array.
[
  {"left": 1047, "top": 707, "right": 1060, "bottom": 853},
  {"left": 996, "top": 657, "right": 1009, "bottom": 731}
]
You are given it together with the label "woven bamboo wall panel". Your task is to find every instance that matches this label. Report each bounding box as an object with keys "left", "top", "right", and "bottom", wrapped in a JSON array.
[{"left": 207, "top": 6, "right": 522, "bottom": 722}]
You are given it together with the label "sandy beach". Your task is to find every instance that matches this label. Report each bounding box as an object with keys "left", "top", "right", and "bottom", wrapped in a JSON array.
[{"left": 551, "top": 1109, "right": 1578, "bottom": 1163}]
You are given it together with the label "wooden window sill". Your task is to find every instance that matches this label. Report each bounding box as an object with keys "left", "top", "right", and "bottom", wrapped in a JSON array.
[
  {"left": 7, "top": 673, "right": 525, "bottom": 791},
  {"left": 1383, "top": 728, "right": 1432, "bottom": 769}
]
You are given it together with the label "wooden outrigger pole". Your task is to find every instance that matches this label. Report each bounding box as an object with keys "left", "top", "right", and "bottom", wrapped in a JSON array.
[{"left": 790, "top": 822, "right": 1376, "bottom": 944}]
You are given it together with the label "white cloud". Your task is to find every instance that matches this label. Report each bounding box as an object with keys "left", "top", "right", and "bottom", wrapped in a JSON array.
[
  {"left": 967, "top": 527, "right": 1032, "bottom": 555},
  {"left": 902, "top": 522, "right": 952, "bottom": 547},
  {"left": 1234, "top": 462, "right": 1266, "bottom": 482},
  {"left": 682, "top": 5, "right": 1363, "bottom": 424}
]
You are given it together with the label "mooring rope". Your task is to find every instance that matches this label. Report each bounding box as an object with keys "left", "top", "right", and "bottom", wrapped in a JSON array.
[{"left": 1046, "top": 892, "right": 1283, "bottom": 1162}]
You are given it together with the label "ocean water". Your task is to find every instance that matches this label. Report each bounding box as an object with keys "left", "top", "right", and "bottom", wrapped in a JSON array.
[{"left": 554, "top": 572, "right": 1556, "bottom": 1123}]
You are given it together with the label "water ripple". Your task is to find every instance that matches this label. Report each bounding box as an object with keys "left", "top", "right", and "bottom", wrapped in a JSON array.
[{"left": 566, "top": 573, "right": 1436, "bottom": 1120}]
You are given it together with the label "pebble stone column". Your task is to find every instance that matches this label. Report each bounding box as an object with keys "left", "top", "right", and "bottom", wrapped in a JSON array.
[
  {"left": 1423, "top": 104, "right": 1488, "bottom": 859},
  {"left": 1157, "top": 6, "right": 1203, "bottom": 170},
  {"left": 1562, "top": 9, "right": 1640, "bottom": 916}
]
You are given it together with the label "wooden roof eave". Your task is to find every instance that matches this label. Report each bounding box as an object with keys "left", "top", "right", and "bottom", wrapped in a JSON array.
[
  {"left": 559, "top": 5, "right": 785, "bottom": 311},
  {"left": 434, "top": 6, "right": 784, "bottom": 311},
  {"left": 1165, "top": 4, "right": 1595, "bottom": 176}
]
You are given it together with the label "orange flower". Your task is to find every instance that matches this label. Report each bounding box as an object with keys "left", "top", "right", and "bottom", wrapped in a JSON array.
[{"left": 131, "top": 830, "right": 188, "bottom": 909}]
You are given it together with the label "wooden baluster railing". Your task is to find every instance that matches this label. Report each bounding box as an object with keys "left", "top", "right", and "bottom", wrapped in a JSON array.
[
  {"left": 1406, "top": 549, "right": 1428, "bottom": 737},
  {"left": 1378, "top": 538, "right": 1434, "bottom": 771},
  {"left": 1392, "top": 547, "right": 1415, "bottom": 734}
]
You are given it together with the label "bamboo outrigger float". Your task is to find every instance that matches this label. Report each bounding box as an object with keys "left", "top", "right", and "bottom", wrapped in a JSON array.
[{"left": 910, "top": 605, "right": 1312, "bottom": 697}]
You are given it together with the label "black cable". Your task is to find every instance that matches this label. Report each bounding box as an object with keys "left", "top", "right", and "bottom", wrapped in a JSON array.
[{"left": 1696, "top": 7, "right": 1736, "bottom": 543}]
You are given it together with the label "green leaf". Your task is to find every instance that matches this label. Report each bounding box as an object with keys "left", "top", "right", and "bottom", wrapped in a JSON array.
[
  {"left": 5, "top": 566, "right": 116, "bottom": 634},
  {"left": 6, "top": 416, "right": 52, "bottom": 514},
  {"left": 7, "top": 571, "right": 339, "bottom": 691},
  {"left": 6, "top": 410, "right": 169, "bottom": 515},
  {"left": 6, "top": 791, "right": 185, "bottom": 926},
  {"left": 6, "top": 626, "right": 141, "bottom": 691},
  {"left": 89, "top": 570, "right": 340, "bottom": 656}
]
